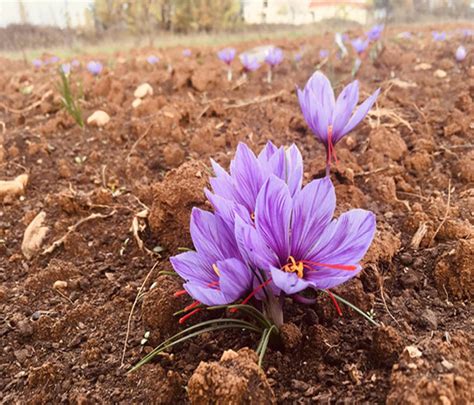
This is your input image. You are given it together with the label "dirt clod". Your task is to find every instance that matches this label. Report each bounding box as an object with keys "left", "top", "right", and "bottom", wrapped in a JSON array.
[
  {"left": 280, "top": 322, "right": 303, "bottom": 351},
  {"left": 371, "top": 325, "right": 404, "bottom": 368},
  {"left": 187, "top": 348, "right": 276, "bottom": 404}
]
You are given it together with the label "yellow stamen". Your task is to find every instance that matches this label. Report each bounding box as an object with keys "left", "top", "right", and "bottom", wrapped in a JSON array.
[
  {"left": 281, "top": 256, "right": 304, "bottom": 279},
  {"left": 250, "top": 212, "right": 255, "bottom": 221},
  {"left": 212, "top": 263, "right": 220, "bottom": 276}
]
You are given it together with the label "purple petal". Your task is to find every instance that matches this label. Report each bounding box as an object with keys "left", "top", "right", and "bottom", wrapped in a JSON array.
[
  {"left": 234, "top": 215, "right": 278, "bottom": 270},
  {"left": 170, "top": 251, "right": 215, "bottom": 285},
  {"left": 217, "top": 258, "right": 253, "bottom": 302},
  {"left": 255, "top": 176, "right": 291, "bottom": 263},
  {"left": 190, "top": 208, "right": 240, "bottom": 262},
  {"left": 266, "top": 146, "right": 286, "bottom": 180},
  {"left": 306, "top": 71, "right": 335, "bottom": 142},
  {"left": 257, "top": 141, "right": 278, "bottom": 164},
  {"left": 210, "top": 159, "right": 235, "bottom": 201},
  {"left": 230, "top": 143, "right": 264, "bottom": 212},
  {"left": 285, "top": 144, "right": 303, "bottom": 196},
  {"left": 291, "top": 177, "right": 335, "bottom": 259},
  {"left": 308, "top": 209, "right": 376, "bottom": 266},
  {"left": 340, "top": 88, "right": 380, "bottom": 137},
  {"left": 205, "top": 189, "right": 251, "bottom": 227},
  {"left": 184, "top": 282, "right": 228, "bottom": 306},
  {"left": 270, "top": 267, "right": 310, "bottom": 295},
  {"left": 332, "top": 80, "right": 359, "bottom": 140}
]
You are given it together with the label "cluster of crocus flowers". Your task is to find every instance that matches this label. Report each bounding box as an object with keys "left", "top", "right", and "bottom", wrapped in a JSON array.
[
  {"left": 432, "top": 31, "right": 446, "bottom": 42},
  {"left": 217, "top": 47, "right": 237, "bottom": 81},
  {"left": 297, "top": 71, "right": 380, "bottom": 175},
  {"left": 455, "top": 45, "right": 467, "bottom": 62},
  {"left": 171, "top": 141, "right": 376, "bottom": 327},
  {"left": 264, "top": 47, "right": 283, "bottom": 83},
  {"left": 87, "top": 61, "right": 103, "bottom": 76},
  {"left": 366, "top": 24, "right": 384, "bottom": 42}
]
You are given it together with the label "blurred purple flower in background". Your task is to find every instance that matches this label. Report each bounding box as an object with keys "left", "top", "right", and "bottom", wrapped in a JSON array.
[
  {"left": 462, "top": 29, "right": 473, "bottom": 38},
  {"left": 47, "top": 56, "right": 60, "bottom": 64},
  {"left": 236, "top": 175, "right": 375, "bottom": 298},
  {"left": 294, "top": 52, "right": 303, "bottom": 62},
  {"left": 432, "top": 31, "right": 446, "bottom": 41},
  {"left": 455, "top": 45, "right": 467, "bottom": 62},
  {"left": 71, "top": 59, "right": 80, "bottom": 67},
  {"left": 87, "top": 61, "right": 103, "bottom": 76},
  {"left": 341, "top": 33, "right": 349, "bottom": 42},
  {"left": 218, "top": 47, "right": 236, "bottom": 65},
  {"left": 367, "top": 24, "right": 384, "bottom": 41},
  {"left": 351, "top": 37, "right": 369, "bottom": 55},
  {"left": 398, "top": 31, "right": 412, "bottom": 39},
  {"left": 319, "top": 49, "right": 329, "bottom": 59},
  {"left": 183, "top": 49, "right": 192, "bottom": 57},
  {"left": 147, "top": 55, "right": 160, "bottom": 65},
  {"left": 297, "top": 71, "right": 380, "bottom": 174},
  {"left": 240, "top": 53, "right": 261, "bottom": 73},
  {"left": 32, "top": 59, "right": 42, "bottom": 68},
  {"left": 265, "top": 47, "right": 283, "bottom": 67},
  {"left": 60, "top": 63, "right": 71, "bottom": 75}
]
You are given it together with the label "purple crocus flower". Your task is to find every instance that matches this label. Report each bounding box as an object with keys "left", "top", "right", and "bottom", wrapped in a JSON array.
[
  {"left": 319, "top": 49, "right": 329, "bottom": 59},
  {"left": 218, "top": 47, "right": 236, "bottom": 65},
  {"left": 87, "top": 61, "right": 103, "bottom": 76},
  {"left": 455, "top": 45, "right": 467, "bottom": 62},
  {"left": 206, "top": 142, "right": 303, "bottom": 224},
  {"left": 47, "top": 56, "right": 60, "bottom": 64},
  {"left": 170, "top": 208, "right": 253, "bottom": 307},
  {"left": 71, "top": 59, "right": 80, "bottom": 67},
  {"left": 240, "top": 53, "right": 261, "bottom": 73},
  {"left": 183, "top": 49, "right": 192, "bottom": 57},
  {"left": 235, "top": 175, "right": 375, "bottom": 298},
  {"left": 294, "top": 52, "right": 303, "bottom": 62},
  {"left": 432, "top": 31, "right": 446, "bottom": 41},
  {"left": 60, "top": 63, "right": 71, "bottom": 75},
  {"left": 297, "top": 71, "right": 380, "bottom": 174},
  {"left": 351, "top": 37, "right": 369, "bottom": 55},
  {"left": 32, "top": 59, "right": 42, "bottom": 68},
  {"left": 147, "top": 55, "right": 160, "bottom": 65},
  {"left": 265, "top": 47, "right": 283, "bottom": 67},
  {"left": 367, "top": 24, "right": 384, "bottom": 41}
]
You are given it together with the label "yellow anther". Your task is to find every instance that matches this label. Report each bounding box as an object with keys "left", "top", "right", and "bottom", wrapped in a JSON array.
[
  {"left": 282, "top": 256, "right": 304, "bottom": 279},
  {"left": 212, "top": 263, "right": 220, "bottom": 276}
]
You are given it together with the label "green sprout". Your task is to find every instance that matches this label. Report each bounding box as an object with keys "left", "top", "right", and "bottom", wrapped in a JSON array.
[{"left": 58, "top": 69, "right": 84, "bottom": 128}]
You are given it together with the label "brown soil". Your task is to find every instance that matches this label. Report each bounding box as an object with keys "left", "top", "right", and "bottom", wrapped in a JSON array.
[{"left": 1, "top": 24, "right": 473, "bottom": 403}]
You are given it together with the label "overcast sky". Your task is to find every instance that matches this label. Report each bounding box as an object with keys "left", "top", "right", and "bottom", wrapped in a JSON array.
[{"left": 0, "top": 0, "right": 93, "bottom": 28}]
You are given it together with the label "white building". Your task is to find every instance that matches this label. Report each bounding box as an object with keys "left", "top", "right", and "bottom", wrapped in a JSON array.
[{"left": 241, "top": 0, "right": 369, "bottom": 25}]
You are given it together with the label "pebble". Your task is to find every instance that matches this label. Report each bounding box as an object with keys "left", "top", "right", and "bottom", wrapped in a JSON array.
[
  {"left": 31, "top": 311, "right": 41, "bottom": 321},
  {"left": 17, "top": 320, "right": 33, "bottom": 337},
  {"left": 400, "top": 252, "right": 413, "bottom": 266},
  {"left": 441, "top": 359, "right": 454, "bottom": 371},
  {"left": 53, "top": 280, "right": 68, "bottom": 289},
  {"left": 420, "top": 309, "right": 438, "bottom": 330}
]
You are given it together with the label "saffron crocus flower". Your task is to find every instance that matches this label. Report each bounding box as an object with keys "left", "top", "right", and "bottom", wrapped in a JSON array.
[
  {"left": 265, "top": 47, "right": 283, "bottom": 83},
  {"left": 218, "top": 47, "right": 236, "bottom": 65},
  {"left": 182, "top": 49, "right": 192, "bottom": 57},
  {"left": 351, "top": 37, "right": 369, "bottom": 55},
  {"left": 71, "top": 59, "right": 80, "bottom": 67},
  {"left": 206, "top": 141, "right": 303, "bottom": 225},
  {"left": 432, "top": 31, "right": 446, "bottom": 41},
  {"left": 240, "top": 53, "right": 261, "bottom": 74},
  {"left": 455, "top": 45, "right": 467, "bottom": 62},
  {"left": 147, "top": 55, "right": 159, "bottom": 65},
  {"left": 297, "top": 71, "right": 380, "bottom": 174},
  {"left": 87, "top": 61, "right": 103, "bottom": 76},
  {"left": 47, "top": 56, "right": 60, "bottom": 64},
  {"left": 235, "top": 176, "right": 375, "bottom": 315},
  {"left": 367, "top": 24, "right": 384, "bottom": 41},
  {"left": 170, "top": 208, "right": 253, "bottom": 307},
  {"left": 294, "top": 52, "right": 303, "bottom": 63},
  {"left": 218, "top": 47, "right": 236, "bottom": 81},
  {"left": 319, "top": 49, "right": 329, "bottom": 59},
  {"left": 60, "top": 63, "right": 71, "bottom": 75},
  {"left": 32, "top": 59, "right": 42, "bottom": 68}
]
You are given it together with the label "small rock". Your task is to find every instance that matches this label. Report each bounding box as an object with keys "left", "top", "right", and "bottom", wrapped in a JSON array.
[
  {"left": 414, "top": 63, "right": 432, "bottom": 71},
  {"left": 441, "top": 359, "right": 454, "bottom": 371},
  {"left": 419, "top": 309, "right": 438, "bottom": 330},
  {"left": 87, "top": 110, "right": 110, "bottom": 127},
  {"left": 53, "top": 280, "right": 68, "bottom": 289},
  {"left": 404, "top": 345, "right": 422, "bottom": 359},
  {"left": 134, "top": 83, "right": 153, "bottom": 98},
  {"left": 17, "top": 320, "right": 33, "bottom": 337},
  {"left": 132, "top": 98, "right": 142, "bottom": 108},
  {"left": 434, "top": 69, "right": 447, "bottom": 78},
  {"left": 400, "top": 253, "right": 413, "bottom": 266},
  {"left": 31, "top": 311, "right": 41, "bottom": 321}
]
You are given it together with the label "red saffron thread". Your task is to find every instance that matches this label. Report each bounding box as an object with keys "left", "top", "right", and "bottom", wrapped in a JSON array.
[
  {"left": 173, "top": 289, "right": 188, "bottom": 297},
  {"left": 302, "top": 260, "right": 357, "bottom": 271},
  {"left": 178, "top": 308, "right": 202, "bottom": 324},
  {"left": 230, "top": 278, "right": 273, "bottom": 313},
  {"left": 327, "top": 290, "right": 343, "bottom": 316}
]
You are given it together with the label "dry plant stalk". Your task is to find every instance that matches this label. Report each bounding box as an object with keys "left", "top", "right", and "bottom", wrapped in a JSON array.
[
  {"left": 22, "top": 211, "right": 49, "bottom": 259},
  {"left": 410, "top": 222, "right": 428, "bottom": 249}
]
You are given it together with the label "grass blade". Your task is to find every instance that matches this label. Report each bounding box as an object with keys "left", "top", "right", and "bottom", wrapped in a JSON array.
[{"left": 323, "top": 290, "right": 379, "bottom": 326}]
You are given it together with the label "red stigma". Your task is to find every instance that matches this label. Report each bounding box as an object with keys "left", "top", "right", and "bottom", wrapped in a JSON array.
[
  {"left": 178, "top": 308, "right": 202, "bottom": 324},
  {"left": 230, "top": 278, "right": 273, "bottom": 313},
  {"left": 327, "top": 290, "right": 343, "bottom": 316},
  {"left": 173, "top": 289, "right": 188, "bottom": 297}
]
